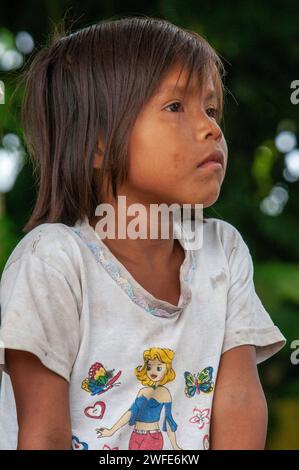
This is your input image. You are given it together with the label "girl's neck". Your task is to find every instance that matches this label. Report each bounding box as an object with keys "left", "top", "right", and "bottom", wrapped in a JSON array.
[{"left": 88, "top": 213, "right": 181, "bottom": 271}]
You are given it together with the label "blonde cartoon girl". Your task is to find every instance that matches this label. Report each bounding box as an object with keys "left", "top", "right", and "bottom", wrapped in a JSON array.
[{"left": 96, "top": 348, "right": 182, "bottom": 450}]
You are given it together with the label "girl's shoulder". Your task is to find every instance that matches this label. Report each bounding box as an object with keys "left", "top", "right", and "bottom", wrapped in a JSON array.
[
  {"left": 202, "top": 216, "right": 244, "bottom": 240},
  {"left": 2, "top": 222, "right": 81, "bottom": 276},
  {"left": 192, "top": 216, "right": 251, "bottom": 263},
  {"left": 202, "top": 217, "right": 251, "bottom": 249}
]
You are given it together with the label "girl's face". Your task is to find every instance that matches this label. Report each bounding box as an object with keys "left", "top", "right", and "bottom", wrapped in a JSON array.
[
  {"left": 146, "top": 358, "right": 167, "bottom": 383},
  {"left": 123, "top": 63, "right": 228, "bottom": 209}
]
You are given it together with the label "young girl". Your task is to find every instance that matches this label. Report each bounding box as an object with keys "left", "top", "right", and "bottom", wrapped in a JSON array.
[{"left": 0, "top": 17, "right": 286, "bottom": 450}]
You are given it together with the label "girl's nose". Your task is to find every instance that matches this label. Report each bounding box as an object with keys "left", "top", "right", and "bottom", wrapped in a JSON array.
[{"left": 197, "top": 113, "right": 223, "bottom": 142}]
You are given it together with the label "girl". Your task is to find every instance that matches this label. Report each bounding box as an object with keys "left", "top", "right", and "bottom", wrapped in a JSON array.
[{"left": 0, "top": 17, "right": 286, "bottom": 450}]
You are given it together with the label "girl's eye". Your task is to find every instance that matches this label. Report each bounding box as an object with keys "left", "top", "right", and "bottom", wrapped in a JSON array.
[
  {"left": 206, "top": 107, "right": 218, "bottom": 119},
  {"left": 157, "top": 367, "right": 162, "bottom": 372},
  {"left": 165, "top": 102, "right": 218, "bottom": 119},
  {"left": 147, "top": 366, "right": 151, "bottom": 371},
  {"left": 164, "top": 101, "right": 183, "bottom": 113}
]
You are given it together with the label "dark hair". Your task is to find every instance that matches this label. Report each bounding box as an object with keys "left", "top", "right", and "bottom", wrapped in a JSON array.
[{"left": 20, "top": 16, "right": 226, "bottom": 233}]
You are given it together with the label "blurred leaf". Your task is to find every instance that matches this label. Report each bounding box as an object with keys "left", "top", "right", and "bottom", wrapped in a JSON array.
[{"left": 0, "top": 215, "right": 19, "bottom": 272}]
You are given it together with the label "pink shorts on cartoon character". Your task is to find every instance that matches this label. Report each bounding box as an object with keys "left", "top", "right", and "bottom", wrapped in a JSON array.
[{"left": 128, "top": 430, "right": 163, "bottom": 450}]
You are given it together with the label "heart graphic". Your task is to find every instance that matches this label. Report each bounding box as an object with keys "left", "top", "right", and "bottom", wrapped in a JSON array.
[
  {"left": 72, "top": 435, "right": 88, "bottom": 450},
  {"left": 103, "top": 444, "right": 119, "bottom": 450},
  {"left": 84, "top": 400, "right": 106, "bottom": 419}
]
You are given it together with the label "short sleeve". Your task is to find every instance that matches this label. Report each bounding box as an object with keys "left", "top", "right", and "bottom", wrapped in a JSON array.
[
  {"left": 221, "top": 227, "right": 286, "bottom": 364},
  {"left": 0, "top": 252, "right": 81, "bottom": 382}
]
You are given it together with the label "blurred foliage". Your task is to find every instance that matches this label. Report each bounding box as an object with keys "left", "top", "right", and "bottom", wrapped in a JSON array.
[
  {"left": 0, "top": 0, "right": 298, "bottom": 449},
  {"left": 254, "top": 262, "right": 299, "bottom": 448},
  {"left": 0, "top": 215, "right": 19, "bottom": 270}
]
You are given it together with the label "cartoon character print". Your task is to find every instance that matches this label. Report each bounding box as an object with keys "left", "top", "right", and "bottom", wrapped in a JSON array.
[
  {"left": 81, "top": 362, "right": 122, "bottom": 396},
  {"left": 203, "top": 434, "right": 209, "bottom": 450},
  {"left": 72, "top": 435, "right": 88, "bottom": 450},
  {"left": 84, "top": 401, "right": 106, "bottom": 419},
  {"left": 189, "top": 407, "right": 210, "bottom": 430},
  {"left": 95, "top": 347, "right": 182, "bottom": 450},
  {"left": 184, "top": 367, "right": 214, "bottom": 398}
]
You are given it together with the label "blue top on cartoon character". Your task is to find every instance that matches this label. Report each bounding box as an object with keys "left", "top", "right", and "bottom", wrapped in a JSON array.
[{"left": 129, "top": 395, "right": 178, "bottom": 432}]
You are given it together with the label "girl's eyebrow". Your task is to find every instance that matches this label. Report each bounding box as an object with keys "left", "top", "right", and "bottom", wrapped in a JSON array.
[
  {"left": 205, "top": 89, "right": 217, "bottom": 100},
  {"left": 156, "top": 84, "right": 186, "bottom": 96},
  {"left": 156, "top": 84, "right": 217, "bottom": 101}
]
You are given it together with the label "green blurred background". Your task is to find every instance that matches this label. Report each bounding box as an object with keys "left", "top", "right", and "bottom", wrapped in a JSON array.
[{"left": 0, "top": 0, "right": 298, "bottom": 449}]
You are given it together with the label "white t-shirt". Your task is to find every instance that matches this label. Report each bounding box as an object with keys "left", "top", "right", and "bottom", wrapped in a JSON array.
[{"left": 0, "top": 216, "right": 286, "bottom": 450}]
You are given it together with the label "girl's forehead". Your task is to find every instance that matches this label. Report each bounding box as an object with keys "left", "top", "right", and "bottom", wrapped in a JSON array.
[{"left": 156, "top": 64, "right": 217, "bottom": 99}]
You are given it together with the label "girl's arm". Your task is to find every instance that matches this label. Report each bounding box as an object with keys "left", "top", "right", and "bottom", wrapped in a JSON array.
[
  {"left": 5, "top": 349, "right": 72, "bottom": 450},
  {"left": 166, "top": 421, "right": 181, "bottom": 450},
  {"left": 210, "top": 345, "right": 268, "bottom": 450},
  {"left": 96, "top": 409, "right": 132, "bottom": 437},
  {"left": 97, "top": 393, "right": 144, "bottom": 437},
  {"left": 109, "top": 410, "right": 131, "bottom": 434}
]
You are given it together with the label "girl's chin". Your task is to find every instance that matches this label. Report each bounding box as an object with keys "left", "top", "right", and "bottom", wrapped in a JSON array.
[
  {"left": 176, "top": 195, "right": 220, "bottom": 208},
  {"left": 201, "top": 198, "right": 220, "bottom": 209}
]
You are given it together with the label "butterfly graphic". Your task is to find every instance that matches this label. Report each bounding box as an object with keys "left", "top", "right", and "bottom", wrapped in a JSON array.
[
  {"left": 82, "top": 362, "right": 122, "bottom": 396},
  {"left": 184, "top": 366, "right": 214, "bottom": 398}
]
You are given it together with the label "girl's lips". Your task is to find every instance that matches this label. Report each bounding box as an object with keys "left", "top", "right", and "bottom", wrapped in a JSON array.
[
  {"left": 197, "top": 150, "right": 224, "bottom": 169},
  {"left": 197, "top": 161, "right": 223, "bottom": 169},
  {"left": 151, "top": 374, "right": 157, "bottom": 378}
]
